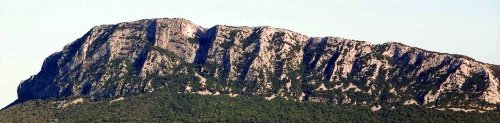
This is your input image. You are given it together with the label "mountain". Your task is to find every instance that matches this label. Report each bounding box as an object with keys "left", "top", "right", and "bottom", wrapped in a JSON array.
[{"left": 2, "top": 18, "right": 500, "bottom": 122}]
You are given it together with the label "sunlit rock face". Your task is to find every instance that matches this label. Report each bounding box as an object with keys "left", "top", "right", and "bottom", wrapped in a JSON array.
[{"left": 15, "top": 18, "right": 500, "bottom": 111}]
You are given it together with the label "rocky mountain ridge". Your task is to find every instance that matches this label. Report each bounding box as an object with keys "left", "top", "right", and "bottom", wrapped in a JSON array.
[{"left": 11, "top": 18, "right": 500, "bottom": 111}]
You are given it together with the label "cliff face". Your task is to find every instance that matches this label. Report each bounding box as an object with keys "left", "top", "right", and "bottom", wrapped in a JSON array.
[{"left": 15, "top": 18, "right": 500, "bottom": 111}]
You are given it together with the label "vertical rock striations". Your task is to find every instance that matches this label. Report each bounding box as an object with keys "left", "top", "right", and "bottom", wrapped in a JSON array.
[{"left": 14, "top": 18, "right": 500, "bottom": 111}]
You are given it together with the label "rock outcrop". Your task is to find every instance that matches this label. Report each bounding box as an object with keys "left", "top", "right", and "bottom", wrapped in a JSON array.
[{"left": 13, "top": 18, "right": 500, "bottom": 111}]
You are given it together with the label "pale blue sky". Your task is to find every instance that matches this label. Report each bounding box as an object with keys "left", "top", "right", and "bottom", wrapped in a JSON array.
[{"left": 0, "top": 0, "right": 499, "bottom": 108}]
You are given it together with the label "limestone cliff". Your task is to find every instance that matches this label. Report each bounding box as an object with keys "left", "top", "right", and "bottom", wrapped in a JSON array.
[{"left": 13, "top": 18, "right": 500, "bottom": 111}]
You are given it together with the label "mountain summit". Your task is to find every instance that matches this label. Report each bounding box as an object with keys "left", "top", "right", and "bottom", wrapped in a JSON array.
[{"left": 7, "top": 18, "right": 500, "bottom": 113}]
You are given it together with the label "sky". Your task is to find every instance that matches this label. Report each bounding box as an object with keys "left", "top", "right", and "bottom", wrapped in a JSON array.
[{"left": 0, "top": 0, "right": 499, "bottom": 108}]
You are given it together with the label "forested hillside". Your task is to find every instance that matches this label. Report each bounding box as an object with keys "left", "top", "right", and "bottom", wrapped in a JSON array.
[{"left": 2, "top": 90, "right": 500, "bottom": 122}]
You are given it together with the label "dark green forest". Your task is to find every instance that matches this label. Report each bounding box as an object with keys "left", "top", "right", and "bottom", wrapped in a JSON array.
[{"left": 1, "top": 90, "right": 500, "bottom": 122}]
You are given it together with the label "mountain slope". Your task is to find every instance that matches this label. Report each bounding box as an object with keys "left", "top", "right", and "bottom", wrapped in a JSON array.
[
  {"left": 2, "top": 90, "right": 500, "bottom": 122},
  {"left": 8, "top": 18, "right": 500, "bottom": 112}
]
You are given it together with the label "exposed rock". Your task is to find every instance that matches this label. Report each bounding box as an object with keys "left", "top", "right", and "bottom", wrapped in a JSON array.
[
  {"left": 11, "top": 18, "right": 500, "bottom": 111},
  {"left": 55, "top": 98, "right": 84, "bottom": 108},
  {"left": 371, "top": 105, "right": 381, "bottom": 111},
  {"left": 265, "top": 95, "right": 277, "bottom": 100},
  {"left": 109, "top": 97, "right": 125, "bottom": 105},
  {"left": 196, "top": 90, "right": 212, "bottom": 95}
]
